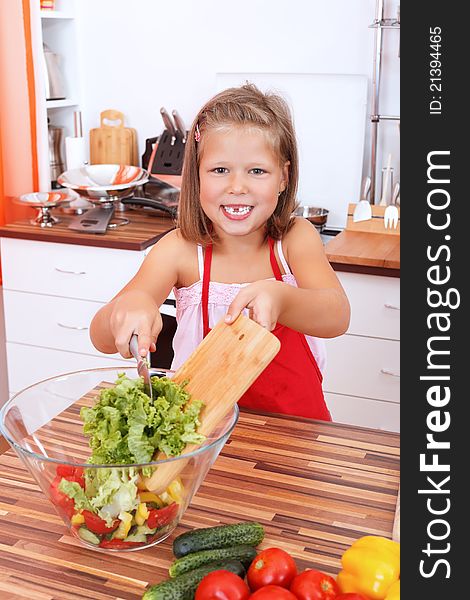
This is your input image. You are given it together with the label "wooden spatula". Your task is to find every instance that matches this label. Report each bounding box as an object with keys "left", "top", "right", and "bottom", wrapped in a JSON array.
[{"left": 143, "top": 315, "right": 280, "bottom": 492}]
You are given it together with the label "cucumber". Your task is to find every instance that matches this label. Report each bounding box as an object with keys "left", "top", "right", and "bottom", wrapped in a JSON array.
[
  {"left": 142, "top": 559, "right": 245, "bottom": 600},
  {"left": 169, "top": 544, "right": 257, "bottom": 578},
  {"left": 77, "top": 526, "right": 100, "bottom": 546},
  {"left": 173, "top": 521, "right": 264, "bottom": 558}
]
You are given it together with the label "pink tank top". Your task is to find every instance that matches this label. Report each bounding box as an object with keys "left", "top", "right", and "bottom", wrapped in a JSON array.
[{"left": 171, "top": 240, "right": 327, "bottom": 373}]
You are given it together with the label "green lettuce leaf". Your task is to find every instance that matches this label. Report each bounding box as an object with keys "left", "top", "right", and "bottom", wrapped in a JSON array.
[{"left": 58, "top": 479, "right": 93, "bottom": 512}]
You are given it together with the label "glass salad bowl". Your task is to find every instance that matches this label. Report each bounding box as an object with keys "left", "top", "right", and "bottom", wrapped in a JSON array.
[{"left": 0, "top": 367, "right": 239, "bottom": 552}]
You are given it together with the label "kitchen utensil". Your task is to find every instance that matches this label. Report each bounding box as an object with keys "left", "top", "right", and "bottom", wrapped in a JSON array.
[
  {"left": 89, "top": 110, "right": 138, "bottom": 166},
  {"left": 0, "top": 366, "right": 238, "bottom": 552},
  {"left": 17, "top": 191, "right": 71, "bottom": 227},
  {"left": 48, "top": 122, "right": 65, "bottom": 186},
  {"left": 172, "top": 109, "right": 187, "bottom": 143},
  {"left": 58, "top": 164, "right": 149, "bottom": 233},
  {"left": 384, "top": 182, "right": 400, "bottom": 229},
  {"left": 129, "top": 334, "right": 153, "bottom": 401},
  {"left": 294, "top": 206, "right": 329, "bottom": 229},
  {"left": 352, "top": 176, "right": 372, "bottom": 222},
  {"left": 144, "top": 315, "right": 280, "bottom": 493},
  {"left": 379, "top": 154, "right": 392, "bottom": 206},
  {"left": 160, "top": 107, "right": 177, "bottom": 146}
]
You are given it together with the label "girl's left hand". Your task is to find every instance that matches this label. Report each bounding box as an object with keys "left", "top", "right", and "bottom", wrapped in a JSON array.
[{"left": 225, "top": 280, "right": 286, "bottom": 330}]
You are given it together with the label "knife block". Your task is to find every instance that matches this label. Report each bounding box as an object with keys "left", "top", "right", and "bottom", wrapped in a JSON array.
[{"left": 151, "top": 130, "right": 186, "bottom": 175}]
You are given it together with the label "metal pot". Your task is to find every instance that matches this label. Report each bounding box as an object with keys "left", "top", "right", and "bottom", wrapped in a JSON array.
[{"left": 294, "top": 206, "right": 329, "bottom": 227}]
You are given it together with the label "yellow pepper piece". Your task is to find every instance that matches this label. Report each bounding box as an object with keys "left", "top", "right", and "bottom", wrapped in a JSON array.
[
  {"left": 71, "top": 512, "right": 85, "bottom": 526},
  {"left": 385, "top": 580, "right": 400, "bottom": 600},
  {"left": 113, "top": 512, "right": 133, "bottom": 539},
  {"left": 337, "top": 536, "right": 400, "bottom": 600},
  {"left": 166, "top": 477, "right": 184, "bottom": 503},
  {"left": 138, "top": 491, "right": 163, "bottom": 506},
  {"left": 136, "top": 475, "right": 148, "bottom": 491},
  {"left": 135, "top": 502, "right": 150, "bottom": 526}
]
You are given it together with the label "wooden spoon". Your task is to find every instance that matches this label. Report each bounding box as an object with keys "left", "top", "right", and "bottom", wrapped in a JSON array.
[{"left": 143, "top": 315, "right": 280, "bottom": 492}]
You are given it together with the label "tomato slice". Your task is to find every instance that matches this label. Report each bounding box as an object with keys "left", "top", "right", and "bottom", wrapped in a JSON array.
[
  {"left": 82, "top": 510, "right": 120, "bottom": 535},
  {"left": 247, "top": 547, "right": 298, "bottom": 590},
  {"left": 195, "top": 569, "right": 250, "bottom": 600},
  {"left": 56, "top": 464, "right": 76, "bottom": 477},
  {"left": 99, "top": 539, "right": 143, "bottom": 549},
  {"left": 146, "top": 502, "right": 178, "bottom": 529},
  {"left": 49, "top": 475, "right": 75, "bottom": 518}
]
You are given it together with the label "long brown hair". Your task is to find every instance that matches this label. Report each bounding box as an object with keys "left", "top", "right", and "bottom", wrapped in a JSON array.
[{"left": 178, "top": 83, "right": 299, "bottom": 244}]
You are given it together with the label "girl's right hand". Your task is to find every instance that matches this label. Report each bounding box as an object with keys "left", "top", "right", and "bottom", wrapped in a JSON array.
[{"left": 109, "top": 290, "right": 163, "bottom": 358}]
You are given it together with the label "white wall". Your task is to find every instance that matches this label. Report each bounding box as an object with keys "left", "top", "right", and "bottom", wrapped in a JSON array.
[{"left": 75, "top": 0, "right": 400, "bottom": 225}]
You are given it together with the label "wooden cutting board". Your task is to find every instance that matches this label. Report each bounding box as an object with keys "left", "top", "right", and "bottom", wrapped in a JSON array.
[
  {"left": 144, "top": 315, "right": 281, "bottom": 492},
  {"left": 89, "top": 109, "right": 138, "bottom": 166}
]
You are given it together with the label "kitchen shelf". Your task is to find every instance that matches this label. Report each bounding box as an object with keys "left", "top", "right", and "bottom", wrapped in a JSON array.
[
  {"left": 46, "top": 99, "right": 79, "bottom": 109},
  {"left": 40, "top": 11, "right": 75, "bottom": 20}
]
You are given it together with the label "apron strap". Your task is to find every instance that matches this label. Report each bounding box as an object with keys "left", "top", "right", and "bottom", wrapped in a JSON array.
[
  {"left": 202, "top": 244, "right": 212, "bottom": 337},
  {"left": 202, "top": 238, "right": 282, "bottom": 338},
  {"left": 268, "top": 238, "right": 283, "bottom": 282}
]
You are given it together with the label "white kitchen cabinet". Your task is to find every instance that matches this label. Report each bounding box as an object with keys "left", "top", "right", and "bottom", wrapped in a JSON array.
[
  {"left": 0, "top": 238, "right": 145, "bottom": 396},
  {"left": 324, "top": 271, "right": 400, "bottom": 432}
]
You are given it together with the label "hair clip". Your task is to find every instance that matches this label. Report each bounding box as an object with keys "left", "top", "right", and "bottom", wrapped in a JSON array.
[{"left": 194, "top": 123, "right": 201, "bottom": 143}]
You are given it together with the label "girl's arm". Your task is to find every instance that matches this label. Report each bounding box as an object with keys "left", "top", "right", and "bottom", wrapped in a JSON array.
[
  {"left": 89, "top": 229, "right": 182, "bottom": 357},
  {"left": 226, "top": 218, "right": 350, "bottom": 337}
]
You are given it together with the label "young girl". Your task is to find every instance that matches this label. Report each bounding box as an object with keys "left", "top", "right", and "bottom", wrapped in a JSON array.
[{"left": 90, "top": 84, "right": 350, "bottom": 420}]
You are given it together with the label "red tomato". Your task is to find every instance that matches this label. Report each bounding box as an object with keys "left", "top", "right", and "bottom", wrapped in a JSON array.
[
  {"left": 56, "top": 464, "right": 76, "bottom": 477},
  {"left": 289, "top": 569, "right": 340, "bottom": 600},
  {"left": 82, "top": 510, "right": 120, "bottom": 535},
  {"left": 249, "top": 585, "right": 298, "bottom": 599},
  {"left": 195, "top": 570, "right": 250, "bottom": 600},
  {"left": 49, "top": 475, "right": 76, "bottom": 518},
  {"left": 55, "top": 465, "right": 85, "bottom": 487},
  {"left": 147, "top": 503, "right": 179, "bottom": 529},
  {"left": 247, "top": 548, "right": 298, "bottom": 591},
  {"left": 335, "top": 595, "right": 368, "bottom": 600}
]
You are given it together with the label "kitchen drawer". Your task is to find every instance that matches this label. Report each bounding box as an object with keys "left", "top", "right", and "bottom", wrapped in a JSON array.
[
  {"left": 325, "top": 392, "right": 400, "bottom": 432},
  {"left": 4, "top": 290, "right": 176, "bottom": 356},
  {"left": 338, "top": 272, "right": 400, "bottom": 340},
  {"left": 3, "top": 290, "right": 116, "bottom": 358},
  {"left": 0, "top": 238, "right": 144, "bottom": 302},
  {"left": 323, "top": 334, "right": 400, "bottom": 403},
  {"left": 6, "top": 342, "right": 129, "bottom": 395}
]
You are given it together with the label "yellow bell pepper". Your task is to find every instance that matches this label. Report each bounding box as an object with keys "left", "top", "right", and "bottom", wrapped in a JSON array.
[
  {"left": 113, "top": 512, "right": 133, "bottom": 539},
  {"left": 337, "top": 535, "right": 400, "bottom": 600},
  {"left": 385, "top": 580, "right": 400, "bottom": 600},
  {"left": 134, "top": 502, "right": 150, "bottom": 526},
  {"left": 138, "top": 491, "right": 163, "bottom": 507},
  {"left": 167, "top": 477, "right": 184, "bottom": 503},
  {"left": 71, "top": 512, "right": 85, "bottom": 526}
]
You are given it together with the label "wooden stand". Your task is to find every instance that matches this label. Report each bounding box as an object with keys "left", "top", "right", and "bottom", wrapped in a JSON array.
[{"left": 346, "top": 203, "right": 400, "bottom": 235}]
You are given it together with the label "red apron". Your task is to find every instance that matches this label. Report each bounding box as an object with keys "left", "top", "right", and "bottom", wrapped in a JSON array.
[{"left": 201, "top": 238, "right": 331, "bottom": 420}]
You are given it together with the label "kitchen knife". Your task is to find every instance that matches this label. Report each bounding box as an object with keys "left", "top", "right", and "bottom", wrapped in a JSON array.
[
  {"left": 172, "top": 109, "right": 187, "bottom": 143},
  {"left": 129, "top": 334, "right": 153, "bottom": 400},
  {"left": 160, "top": 107, "right": 176, "bottom": 146}
]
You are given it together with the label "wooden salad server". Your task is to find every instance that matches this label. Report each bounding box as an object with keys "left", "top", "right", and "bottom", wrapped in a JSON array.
[{"left": 143, "top": 315, "right": 281, "bottom": 493}]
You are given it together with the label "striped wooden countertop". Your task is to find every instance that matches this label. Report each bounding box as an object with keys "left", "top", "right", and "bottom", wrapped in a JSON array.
[
  {"left": 0, "top": 208, "right": 175, "bottom": 251},
  {"left": 0, "top": 411, "right": 399, "bottom": 599}
]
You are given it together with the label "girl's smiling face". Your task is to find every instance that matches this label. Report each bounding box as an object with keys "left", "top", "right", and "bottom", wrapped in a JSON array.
[{"left": 198, "top": 126, "right": 289, "bottom": 239}]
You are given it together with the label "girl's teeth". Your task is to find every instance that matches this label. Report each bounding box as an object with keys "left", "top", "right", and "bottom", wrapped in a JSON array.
[{"left": 223, "top": 206, "right": 252, "bottom": 215}]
